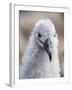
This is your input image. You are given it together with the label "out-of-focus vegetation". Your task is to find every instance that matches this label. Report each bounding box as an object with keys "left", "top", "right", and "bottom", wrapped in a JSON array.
[{"left": 19, "top": 11, "right": 64, "bottom": 77}]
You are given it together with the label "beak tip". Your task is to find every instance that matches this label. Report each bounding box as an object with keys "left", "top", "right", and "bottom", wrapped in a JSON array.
[
  {"left": 50, "top": 59, "right": 52, "bottom": 62},
  {"left": 44, "top": 38, "right": 52, "bottom": 62},
  {"left": 49, "top": 54, "right": 52, "bottom": 62}
]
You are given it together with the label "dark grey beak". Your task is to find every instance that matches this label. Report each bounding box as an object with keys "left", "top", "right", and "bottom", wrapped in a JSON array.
[{"left": 44, "top": 38, "right": 52, "bottom": 61}]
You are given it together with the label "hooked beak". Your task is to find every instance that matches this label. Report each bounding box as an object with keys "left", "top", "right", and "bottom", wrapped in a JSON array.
[{"left": 44, "top": 38, "right": 52, "bottom": 61}]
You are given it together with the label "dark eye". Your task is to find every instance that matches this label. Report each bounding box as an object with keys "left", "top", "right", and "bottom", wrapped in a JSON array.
[{"left": 38, "top": 33, "right": 41, "bottom": 38}]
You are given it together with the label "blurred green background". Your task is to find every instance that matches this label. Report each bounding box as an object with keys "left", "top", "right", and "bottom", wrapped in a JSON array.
[{"left": 19, "top": 11, "right": 64, "bottom": 77}]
